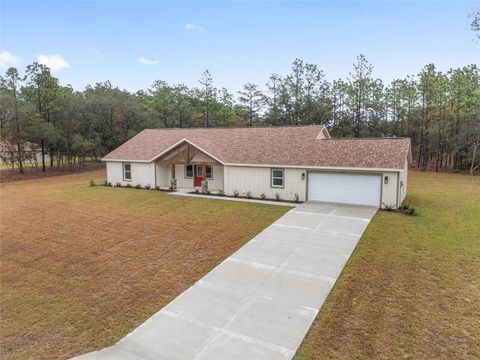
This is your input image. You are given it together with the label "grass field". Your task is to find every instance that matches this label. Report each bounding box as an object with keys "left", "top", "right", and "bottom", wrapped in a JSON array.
[
  {"left": 295, "top": 171, "right": 480, "bottom": 359},
  {"left": 0, "top": 170, "right": 290, "bottom": 360}
]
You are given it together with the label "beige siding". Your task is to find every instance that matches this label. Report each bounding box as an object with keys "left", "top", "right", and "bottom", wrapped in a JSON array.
[
  {"left": 156, "top": 164, "right": 170, "bottom": 188},
  {"left": 224, "top": 165, "right": 306, "bottom": 201},
  {"left": 398, "top": 160, "right": 408, "bottom": 205},
  {"left": 380, "top": 171, "right": 398, "bottom": 208},
  {"left": 106, "top": 161, "right": 155, "bottom": 187}
]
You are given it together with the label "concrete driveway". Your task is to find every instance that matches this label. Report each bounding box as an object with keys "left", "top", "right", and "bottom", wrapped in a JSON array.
[{"left": 73, "top": 202, "right": 377, "bottom": 360}]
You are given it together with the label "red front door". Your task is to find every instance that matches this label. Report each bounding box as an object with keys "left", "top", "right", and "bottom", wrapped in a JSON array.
[{"left": 194, "top": 165, "right": 204, "bottom": 187}]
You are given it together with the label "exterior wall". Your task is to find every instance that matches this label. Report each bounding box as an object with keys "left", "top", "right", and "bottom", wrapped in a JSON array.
[
  {"left": 224, "top": 165, "right": 306, "bottom": 201},
  {"left": 156, "top": 163, "right": 170, "bottom": 188},
  {"left": 398, "top": 160, "right": 408, "bottom": 205},
  {"left": 106, "top": 161, "right": 155, "bottom": 187},
  {"left": 380, "top": 171, "right": 399, "bottom": 208}
]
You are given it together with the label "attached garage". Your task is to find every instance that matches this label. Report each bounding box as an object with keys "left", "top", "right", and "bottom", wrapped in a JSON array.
[{"left": 307, "top": 172, "right": 382, "bottom": 207}]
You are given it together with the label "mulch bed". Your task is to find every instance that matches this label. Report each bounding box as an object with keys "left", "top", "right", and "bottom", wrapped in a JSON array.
[{"left": 188, "top": 191, "right": 303, "bottom": 204}]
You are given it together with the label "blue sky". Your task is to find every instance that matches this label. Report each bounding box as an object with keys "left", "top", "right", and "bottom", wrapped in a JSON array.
[{"left": 1, "top": 1, "right": 478, "bottom": 92}]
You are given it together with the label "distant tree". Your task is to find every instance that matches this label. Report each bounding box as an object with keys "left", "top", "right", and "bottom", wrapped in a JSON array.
[
  {"left": 219, "top": 88, "right": 234, "bottom": 127},
  {"left": 22, "top": 62, "right": 63, "bottom": 171},
  {"left": 290, "top": 58, "right": 304, "bottom": 124},
  {"left": 0, "top": 67, "right": 26, "bottom": 173},
  {"left": 238, "top": 83, "right": 264, "bottom": 126},
  {"left": 199, "top": 70, "right": 213, "bottom": 127},
  {"left": 470, "top": 10, "right": 480, "bottom": 39},
  {"left": 265, "top": 73, "right": 281, "bottom": 125}
]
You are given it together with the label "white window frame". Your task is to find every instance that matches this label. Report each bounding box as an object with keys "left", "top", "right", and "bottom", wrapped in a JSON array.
[
  {"left": 271, "top": 168, "right": 284, "bottom": 188},
  {"left": 185, "top": 165, "right": 193, "bottom": 179},
  {"left": 123, "top": 163, "right": 132, "bottom": 181}
]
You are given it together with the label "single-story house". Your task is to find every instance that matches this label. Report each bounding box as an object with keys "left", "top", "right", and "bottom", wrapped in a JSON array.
[{"left": 102, "top": 125, "right": 411, "bottom": 208}]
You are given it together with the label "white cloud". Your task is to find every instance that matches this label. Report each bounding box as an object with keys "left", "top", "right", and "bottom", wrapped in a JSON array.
[
  {"left": 37, "top": 54, "right": 70, "bottom": 71},
  {"left": 185, "top": 23, "right": 205, "bottom": 33},
  {"left": 138, "top": 56, "right": 160, "bottom": 65},
  {"left": 0, "top": 51, "right": 22, "bottom": 68}
]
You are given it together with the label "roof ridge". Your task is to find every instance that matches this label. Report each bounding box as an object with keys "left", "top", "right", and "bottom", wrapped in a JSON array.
[
  {"left": 324, "top": 137, "right": 409, "bottom": 141},
  {"left": 144, "top": 124, "right": 325, "bottom": 131}
]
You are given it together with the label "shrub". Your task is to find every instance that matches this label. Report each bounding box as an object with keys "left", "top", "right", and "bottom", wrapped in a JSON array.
[
  {"left": 294, "top": 193, "right": 300, "bottom": 202},
  {"left": 89, "top": 179, "right": 95, "bottom": 187},
  {"left": 155, "top": 186, "right": 161, "bottom": 190},
  {"left": 275, "top": 193, "right": 281, "bottom": 201},
  {"left": 401, "top": 203, "right": 418, "bottom": 216},
  {"left": 135, "top": 184, "right": 142, "bottom": 189},
  {"left": 405, "top": 206, "right": 417, "bottom": 216},
  {"left": 233, "top": 190, "right": 239, "bottom": 197},
  {"left": 103, "top": 180, "right": 108, "bottom": 186},
  {"left": 107, "top": 182, "right": 112, "bottom": 187},
  {"left": 260, "top": 193, "right": 266, "bottom": 200},
  {"left": 115, "top": 182, "right": 122, "bottom": 187},
  {"left": 194, "top": 189, "right": 200, "bottom": 193},
  {"left": 144, "top": 184, "right": 151, "bottom": 190},
  {"left": 246, "top": 191, "right": 252, "bottom": 199},
  {"left": 217, "top": 189, "right": 224, "bottom": 196},
  {"left": 126, "top": 183, "right": 132, "bottom": 188}
]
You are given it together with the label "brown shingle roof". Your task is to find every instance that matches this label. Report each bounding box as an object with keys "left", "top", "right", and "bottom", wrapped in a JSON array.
[{"left": 102, "top": 125, "right": 410, "bottom": 170}]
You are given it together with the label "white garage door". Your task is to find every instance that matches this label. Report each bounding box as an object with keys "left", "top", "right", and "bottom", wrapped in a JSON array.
[{"left": 308, "top": 172, "right": 381, "bottom": 207}]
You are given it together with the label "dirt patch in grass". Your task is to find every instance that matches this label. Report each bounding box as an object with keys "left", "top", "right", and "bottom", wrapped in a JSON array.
[
  {"left": 0, "top": 170, "right": 291, "bottom": 360},
  {"left": 0, "top": 163, "right": 105, "bottom": 183},
  {"left": 295, "top": 171, "right": 480, "bottom": 360}
]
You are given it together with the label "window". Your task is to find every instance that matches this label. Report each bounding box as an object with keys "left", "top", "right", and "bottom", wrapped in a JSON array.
[
  {"left": 271, "top": 168, "right": 284, "bottom": 188},
  {"left": 196, "top": 166, "right": 203, "bottom": 177},
  {"left": 206, "top": 165, "right": 213, "bottom": 179},
  {"left": 123, "top": 163, "right": 132, "bottom": 181},
  {"left": 185, "top": 165, "right": 193, "bottom": 178}
]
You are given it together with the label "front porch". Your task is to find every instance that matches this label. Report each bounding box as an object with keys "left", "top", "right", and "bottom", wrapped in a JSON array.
[{"left": 154, "top": 141, "right": 224, "bottom": 192}]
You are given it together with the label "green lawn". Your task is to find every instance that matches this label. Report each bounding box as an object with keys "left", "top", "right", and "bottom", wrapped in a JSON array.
[{"left": 295, "top": 171, "right": 480, "bottom": 359}]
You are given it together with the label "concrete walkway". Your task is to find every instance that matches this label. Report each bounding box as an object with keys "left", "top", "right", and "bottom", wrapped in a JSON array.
[{"left": 73, "top": 202, "right": 377, "bottom": 360}]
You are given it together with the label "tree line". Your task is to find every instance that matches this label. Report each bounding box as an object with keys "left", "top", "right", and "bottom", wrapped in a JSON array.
[{"left": 0, "top": 55, "right": 479, "bottom": 174}]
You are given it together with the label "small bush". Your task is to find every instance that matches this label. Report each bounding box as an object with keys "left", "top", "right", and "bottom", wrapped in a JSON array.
[
  {"left": 125, "top": 183, "right": 132, "bottom": 188},
  {"left": 194, "top": 189, "right": 200, "bottom": 194},
  {"left": 115, "top": 182, "right": 122, "bottom": 187},
  {"left": 135, "top": 184, "right": 142, "bottom": 189},
  {"left": 246, "top": 191, "right": 252, "bottom": 199},
  {"left": 144, "top": 184, "right": 151, "bottom": 190},
  {"left": 405, "top": 206, "right": 417, "bottom": 216},
  {"left": 217, "top": 189, "right": 224, "bottom": 196},
  {"left": 107, "top": 182, "right": 112, "bottom": 187},
  {"left": 155, "top": 186, "right": 161, "bottom": 190},
  {"left": 294, "top": 193, "right": 300, "bottom": 203},
  {"left": 275, "top": 193, "right": 281, "bottom": 201},
  {"left": 103, "top": 180, "right": 108, "bottom": 186},
  {"left": 260, "top": 193, "right": 266, "bottom": 200},
  {"left": 233, "top": 190, "right": 239, "bottom": 197},
  {"left": 401, "top": 203, "right": 418, "bottom": 216},
  {"left": 89, "top": 179, "right": 95, "bottom": 187}
]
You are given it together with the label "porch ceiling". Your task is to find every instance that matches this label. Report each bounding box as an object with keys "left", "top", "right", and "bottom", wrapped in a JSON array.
[{"left": 155, "top": 141, "right": 220, "bottom": 165}]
